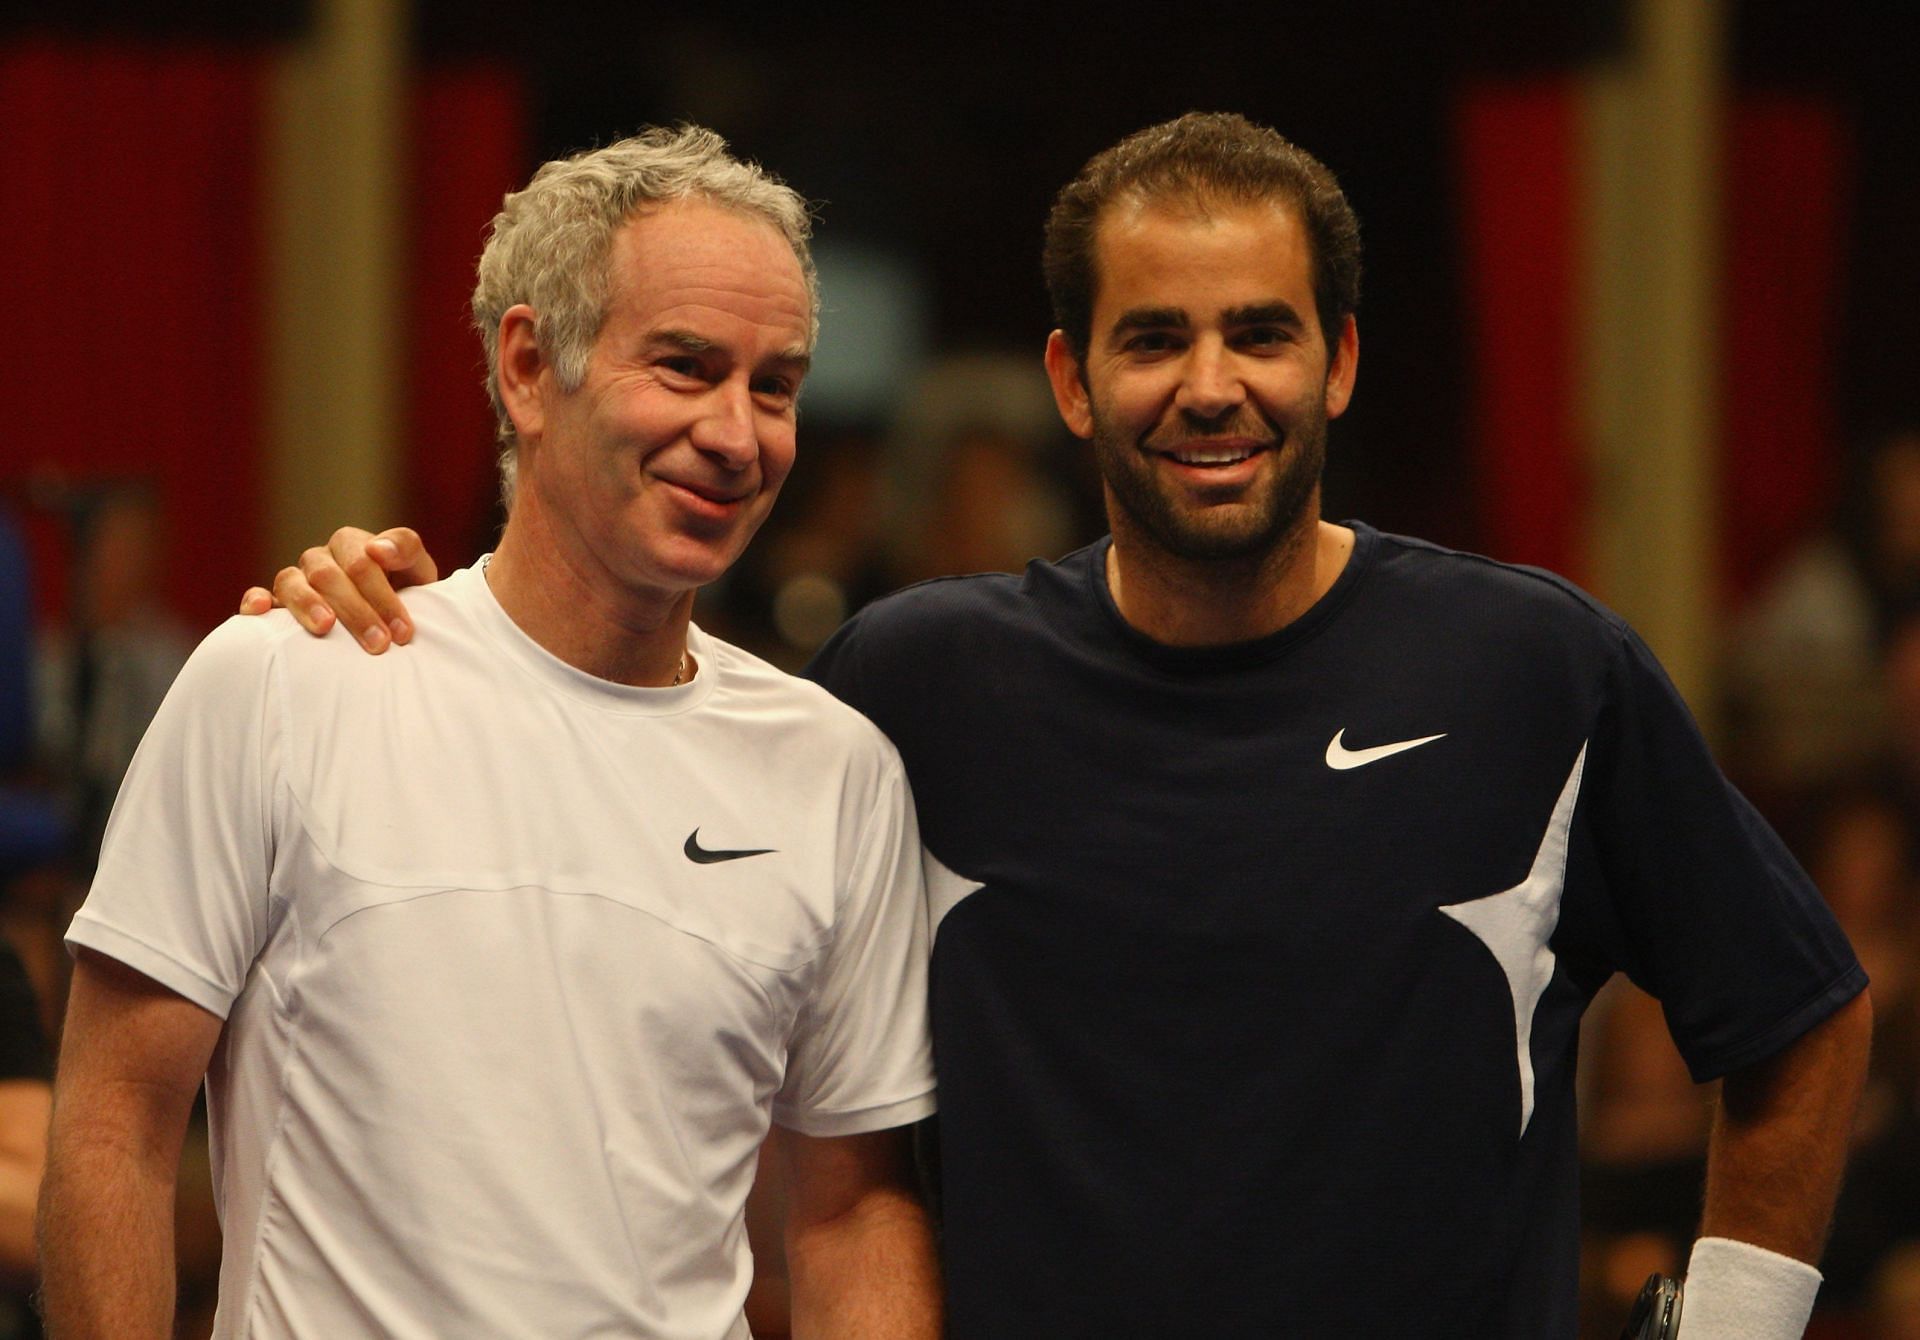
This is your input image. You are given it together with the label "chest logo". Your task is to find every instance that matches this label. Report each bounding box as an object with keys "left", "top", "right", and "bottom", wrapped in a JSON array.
[
  {"left": 1324, "top": 728, "right": 1448, "bottom": 770},
  {"left": 684, "top": 829, "right": 776, "bottom": 864}
]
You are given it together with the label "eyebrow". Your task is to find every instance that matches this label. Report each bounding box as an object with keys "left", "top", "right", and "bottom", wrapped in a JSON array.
[
  {"left": 1111, "top": 307, "right": 1189, "bottom": 338},
  {"left": 1223, "top": 302, "right": 1306, "bottom": 329},
  {"left": 1106, "top": 301, "right": 1308, "bottom": 344},
  {"left": 648, "top": 329, "right": 813, "bottom": 376},
  {"left": 649, "top": 328, "right": 715, "bottom": 354}
]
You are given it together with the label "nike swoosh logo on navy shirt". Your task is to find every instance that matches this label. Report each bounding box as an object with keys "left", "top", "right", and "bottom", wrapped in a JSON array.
[
  {"left": 1324, "top": 728, "right": 1448, "bottom": 770},
  {"left": 684, "top": 829, "right": 776, "bottom": 864}
]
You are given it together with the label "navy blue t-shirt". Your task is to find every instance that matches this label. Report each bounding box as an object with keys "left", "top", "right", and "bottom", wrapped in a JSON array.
[{"left": 806, "top": 523, "right": 1864, "bottom": 1338}]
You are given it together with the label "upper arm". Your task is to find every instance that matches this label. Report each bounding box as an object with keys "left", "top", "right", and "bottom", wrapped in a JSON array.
[
  {"left": 1721, "top": 985, "right": 1872, "bottom": 1120},
  {"left": 53, "top": 951, "right": 224, "bottom": 1148},
  {"left": 782, "top": 1125, "right": 921, "bottom": 1235}
]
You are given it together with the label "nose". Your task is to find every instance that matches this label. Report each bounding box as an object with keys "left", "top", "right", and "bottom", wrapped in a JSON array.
[
  {"left": 689, "top": 377, "right": 758, "bottom": 469},
  {"left": 1173, "top": 337, "right": 1246, "bottom": 421}
]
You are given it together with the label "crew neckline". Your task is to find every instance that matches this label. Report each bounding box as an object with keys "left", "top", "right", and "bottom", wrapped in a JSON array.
[
  {"left": 1084, "top": 521, "right": 1378, "bottom": 674},
  {"left": 454, "top": 557, "right": 718, "bottom": 715}
]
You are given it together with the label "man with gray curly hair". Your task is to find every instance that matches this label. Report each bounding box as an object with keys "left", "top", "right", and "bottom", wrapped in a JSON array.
[
  {"left": 472, "top": 124, "right": 820, "bottom": 506},
  {"left": 40, "top": 126, "right": 940, "bottom": 1339}
]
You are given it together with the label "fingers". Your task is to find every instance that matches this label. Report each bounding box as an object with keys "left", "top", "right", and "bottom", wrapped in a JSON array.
[
  {"left": 246, "top": 525, "right": 444, "bottom": 653},
  {"left": 271, "top": 563, "right": 340, "bottom": 639},
  {"left": 301, "top": 531, "right": 402, "bottom": 653},
  {"left": 322, "top": 526, "right": 429, "bottom": 648},
  {"left": 367, "top": 527, "right": 440, "bottom": 589}
]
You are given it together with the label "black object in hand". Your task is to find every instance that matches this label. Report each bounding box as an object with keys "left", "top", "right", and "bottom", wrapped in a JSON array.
[{"left": 1620, "top": 1273, "right": 1684, "bottom": 1340}]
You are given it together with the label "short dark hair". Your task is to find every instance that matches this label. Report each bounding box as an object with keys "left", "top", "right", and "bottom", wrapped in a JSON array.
[{"left": 1043, "top": 112, "right": 1362, "bottom": 360}]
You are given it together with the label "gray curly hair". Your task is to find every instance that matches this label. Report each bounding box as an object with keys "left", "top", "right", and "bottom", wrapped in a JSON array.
[{"left": 472, "top": 124, "right": 819, "bottom": 502}]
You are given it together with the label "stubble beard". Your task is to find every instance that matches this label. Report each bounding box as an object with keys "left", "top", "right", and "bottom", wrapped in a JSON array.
[{"left": 1091, "top": 398, "right": 1328, "bottom": 564}]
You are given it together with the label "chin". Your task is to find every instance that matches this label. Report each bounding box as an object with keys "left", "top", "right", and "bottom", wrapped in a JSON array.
[{"left": 638, "top": 543, "right": 743, "bottom": 593}]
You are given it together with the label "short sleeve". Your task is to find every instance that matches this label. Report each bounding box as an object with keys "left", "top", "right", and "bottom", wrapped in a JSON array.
[
  {"left": 65, "top": 616, "right": 282, "bottom": 1019},
  {"left": 774, "top": 749, "right": 936, "bottom": 1136},
  {"left": 1587, "top": 625, "right": 1866, "bottom": 1081}
]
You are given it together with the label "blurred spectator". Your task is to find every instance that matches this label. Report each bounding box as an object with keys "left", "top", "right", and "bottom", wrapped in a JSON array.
[
  {"left": 1577, "top": 979, "right": 1712, "bottom": 1327},
  {"left": 1874, "top": 1240, "right": 1920, "bottom": 1340},
  {"left": 725, "top": 427, "right": 895, "bottom": 667},
  {"left": 875, "top": 353, "right": 1093, "bottom": 587},
  {"left": 1727, "top": 427, "right": 1920, "bottom": 802},
  {"left": 32, "top": 484, "right": 192, "bottom": 869},
  {"left": 1791, "top": 778, "right": 1920, "bottom": 1309},
  {"left": 727, "top": 354, "right": 1102, "bottom": 668},
  {"left": 0, "top": 507, "right": 67, "bottom": 884}
]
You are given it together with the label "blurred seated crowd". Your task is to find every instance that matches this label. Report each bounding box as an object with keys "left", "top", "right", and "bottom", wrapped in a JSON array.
[
  {"left": 3, "top": 376, "right": 1919, "bottom": 1338},
  {"left": 1582, "top": 425, "right": 1920, "bottom": 1338}
]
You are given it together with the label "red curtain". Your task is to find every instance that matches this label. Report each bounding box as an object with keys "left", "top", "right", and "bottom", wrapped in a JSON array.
[
  {"left": 0, "top": 40, "right": 527, "bottom": 632},
  {"left": 405, "top": 62, "right": 527, "bottom": 570},
  {"left": 1453, "top": 79, "right": 1586, "bottom": 583},
  {"left": 1719, "top": 97, "right": 1849, "bottom": 602},
  {"left": 1453, "top": 80, "right": 1848, "bottom": 603},
  {"left": 0, "top": 38, "right": 264, "bottom": 634}
]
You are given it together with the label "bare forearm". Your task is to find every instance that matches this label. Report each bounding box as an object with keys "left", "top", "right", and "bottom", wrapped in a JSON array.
[
  {"left": 788, "top": 1187, "right": 941, "bottom": 1340},
  {"left": 37, "top": 1129, "right": 182, "bottom": 1339},
  {"left": 1699, "top": 990, "right": 1872, "bottom": 1261}
]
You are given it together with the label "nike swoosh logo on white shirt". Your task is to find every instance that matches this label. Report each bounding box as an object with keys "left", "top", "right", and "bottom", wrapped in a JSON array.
[{"left": 1324, "top": 728, "right": 1448, "bottom": 770}]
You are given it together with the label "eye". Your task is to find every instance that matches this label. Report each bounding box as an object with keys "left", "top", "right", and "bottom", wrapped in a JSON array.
[
  {"left": 1124, "top": 331, "right": 1183, "bottom": 356},
  {"left": 657, "top": 355, "right": 705, "bottom": 381},
  {"left": 753, "top": 376, "right": 798, "bottom": 407},
  {"left": 1237, "top": 326, "right": 1293, "bottom": 350}
]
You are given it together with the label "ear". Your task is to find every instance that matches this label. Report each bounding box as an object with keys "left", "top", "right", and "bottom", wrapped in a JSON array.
[
  {"left": 1323, "top": 315, "right": 1358, "bottom": 420},
  {"left": 1044, "top": 330, "right": 1095, "bottom": 440},
  {"left": 497, "top": 304, "right": 549, "bottom": 441}
]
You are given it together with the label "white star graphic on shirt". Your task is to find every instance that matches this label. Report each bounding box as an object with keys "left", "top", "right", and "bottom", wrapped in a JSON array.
[
  {"left": 1437, "top": 744, "right": 1589, "bottom": 1138},
  {"left": 925, "top": 846, "right": 986, "bottom": 939}
]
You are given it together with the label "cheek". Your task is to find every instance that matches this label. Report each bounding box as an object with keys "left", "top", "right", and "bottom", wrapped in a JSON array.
[
  {"left": 1098, "top": 373, "right": 1176, "bottom": 428},
  {"left": 758, "top": 427, "right": 799, "bottom": 491}
]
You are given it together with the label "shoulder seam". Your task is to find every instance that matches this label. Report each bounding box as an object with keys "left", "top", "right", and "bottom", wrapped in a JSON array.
[{"left": 1370, "top": 531, "right": 1630, "bottom": 631}]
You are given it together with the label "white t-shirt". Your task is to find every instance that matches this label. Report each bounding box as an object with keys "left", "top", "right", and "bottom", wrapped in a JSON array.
[{"left": 69, "top": 561, "right": 936, "bottom": 1339}]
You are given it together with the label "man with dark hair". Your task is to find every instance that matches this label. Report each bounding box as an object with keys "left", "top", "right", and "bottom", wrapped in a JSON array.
[
  {"left": 1043, "top": 112, "right": 1362, "bottom": 373},
  {"left": 252, "top": 112, "right": 1869, "bottom": 1338}
]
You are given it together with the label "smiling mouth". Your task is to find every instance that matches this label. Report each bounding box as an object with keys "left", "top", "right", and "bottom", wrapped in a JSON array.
[
  {"left": 1152, "top": 440, "right": 1272, "bottom": 467},
  {"left": 668, "top": 480, "right": 752, "bottom": 505}
]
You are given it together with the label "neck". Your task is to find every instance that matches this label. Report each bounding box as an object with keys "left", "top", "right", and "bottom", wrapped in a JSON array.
[
  {"left": 1105, "top": 504, "right": 1355, "bottom": 647},
  {"left": 486, "top": 509, "right": 693, "bottom": 688}
]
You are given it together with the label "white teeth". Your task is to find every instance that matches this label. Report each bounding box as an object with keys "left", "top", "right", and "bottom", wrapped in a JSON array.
[{"left": 1168, "top": 447, "right": 1256, "bottom": 465}]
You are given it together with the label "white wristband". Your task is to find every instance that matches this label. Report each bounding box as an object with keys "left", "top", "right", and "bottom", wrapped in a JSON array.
[{"left": 1675, "top": 1236, "right": 1822, "bottom": 1340}]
